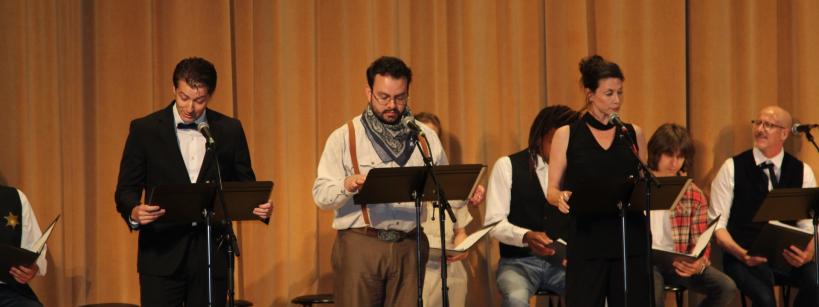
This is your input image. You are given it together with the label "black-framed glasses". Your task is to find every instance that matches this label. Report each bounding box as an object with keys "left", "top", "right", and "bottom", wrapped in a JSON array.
[
  {"left": 751, "top": 119, "right": 786, "bottom": 131},
  {"left": 371, "top": 93, "right": 409, "bottom": 106}
]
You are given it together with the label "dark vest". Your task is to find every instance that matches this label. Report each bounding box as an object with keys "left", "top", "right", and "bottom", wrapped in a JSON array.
[
  {"left": 500, "top": 150, "right": 569, "bottom": 258},
  {"left": 0, "top": 185, "right": 38, "bottom": 302},
  {"left": 0, "top": 186, "right": 23, "bottom": 247},
  {"left": 727, "top": 150, "right": 804, "bottom": 248}
]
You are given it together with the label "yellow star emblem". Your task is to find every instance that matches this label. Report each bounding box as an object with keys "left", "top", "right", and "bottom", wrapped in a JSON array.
[{"left": 4, "top": 211, "right": 19, "bottom": 230}]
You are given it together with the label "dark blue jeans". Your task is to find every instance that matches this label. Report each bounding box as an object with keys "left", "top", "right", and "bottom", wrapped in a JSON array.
[
  {"left": 0, "top": 284, "right": 41, "bottom": 307},
  {"left": 723, "top": 254, "right": 818, "bottom": 307}
]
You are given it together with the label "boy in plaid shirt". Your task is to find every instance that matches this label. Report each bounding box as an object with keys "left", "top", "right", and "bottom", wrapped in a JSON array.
[{"left": 648, "top": 124, "right": 737, "bottom": 307}]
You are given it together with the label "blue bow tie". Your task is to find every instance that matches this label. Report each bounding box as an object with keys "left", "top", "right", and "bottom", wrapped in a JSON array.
[{"left": 177, "top": 122, "right": 198, "bottom": 130}]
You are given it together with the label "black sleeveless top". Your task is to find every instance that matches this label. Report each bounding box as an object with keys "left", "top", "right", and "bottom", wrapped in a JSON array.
[{"left": 564, "top": 117, "right": 646, "bottom": 259}]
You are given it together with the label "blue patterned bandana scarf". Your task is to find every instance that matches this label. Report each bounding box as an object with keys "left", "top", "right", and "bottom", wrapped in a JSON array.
[{"left": 360, "top": 104, "right": 417, "bottom": 166}]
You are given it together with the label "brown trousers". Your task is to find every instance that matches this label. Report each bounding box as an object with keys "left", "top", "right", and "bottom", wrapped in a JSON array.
[{"left": 332, "top": 229, "right": 429, "bottom": 307}]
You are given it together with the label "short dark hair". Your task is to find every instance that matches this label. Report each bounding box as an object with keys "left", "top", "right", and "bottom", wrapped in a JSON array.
[
  {"left": 173, "top": 57, "right": 217, "bottom": 95},
  {"left": 528, "top": 105, "right": 579, "bottom": 172},
  {"left": 579, "top": 55, "right": 624, "bottom": 92},
  {"left": 647, "top": 123, "right": 695, "bottom": 173},
  {"left": 366, "top": 56, "right": 412, "bottom": 89}
]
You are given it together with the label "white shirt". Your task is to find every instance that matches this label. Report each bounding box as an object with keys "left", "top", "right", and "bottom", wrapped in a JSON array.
[
  {"left": 709, "top": 147, "right": 816, "bottom": 232},
  {"left": 650, "top": 210, "right": 675, "bottom": 251},
  {"left": 483, "top": 154, "right": 550, "bottom": 247},
  {"left": 312, "top": 116, "right": 461, "bottom": 231},
  {"left": 172, "top": 103, "right": 207, "bottom": 183},
  {"left": 0, "top": 189, "right": 47, "bottom": 285}
]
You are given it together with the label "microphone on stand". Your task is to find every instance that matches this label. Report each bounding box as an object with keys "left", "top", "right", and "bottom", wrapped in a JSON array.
[
  {"left": 792, "top": 123, "right": 819, "bottom": 136},
  {"left": 197, "top": 122, "right": 216, "bottom": 148},
  {"left": 609, "top": 112, "right": 638, "bottom": 155},
  {"left": 401, "top": 115, "right": 425, "bottom": 136}
]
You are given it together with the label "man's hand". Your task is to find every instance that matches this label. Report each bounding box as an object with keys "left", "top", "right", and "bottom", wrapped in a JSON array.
[
  {"left": 783, "top": 245, "right": 811, "bottom": 268},
  {"left": 467, "top": 185, "right": 485, "bottom": 206},
  {"left": 739, "top": 253, "right": 768, "bottom": 267},
  {"left": 253, "top": 201, "right": 273, "bottom": 219},
  {"left": 130, "top": 203, "right": 166, "bottom": 225},
  {"left": 344, "top": 175, "right": 366, "bottom": 193},
  {"left": 672, "top": 257, "right": 708, "bottom": 277},
  {"left": 523, "top": 231, "right": 555, "bottom": 257},
  {"left": 10, "top": 264, "right": 38, "bottom": 284}
]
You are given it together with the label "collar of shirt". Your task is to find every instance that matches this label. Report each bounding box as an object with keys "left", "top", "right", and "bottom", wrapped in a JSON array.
[
  {"left": 172, "top": 102, "right": 208, "bottom": 128},
  {"left": 752, "top": 147, "right": 784, "bottom": 170}
]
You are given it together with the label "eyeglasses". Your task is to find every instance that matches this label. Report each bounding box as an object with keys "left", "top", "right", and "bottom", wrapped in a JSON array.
[
  {"left": 751, "top": 120, "right": 786, "bottom": 131},
  {"left": 371, "top": 93, "right": 409, "bottom": 106}
]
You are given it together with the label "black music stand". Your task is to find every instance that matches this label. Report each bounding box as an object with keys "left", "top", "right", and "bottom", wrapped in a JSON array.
[
  {"left": 629, "top": 176, "right": 691, "bottom": 211},
  {"left": 750, "top": 187, "right": 819, "bottom": 288},
  {"left": 353, "top": 164, "right": 484, "bottom": 307},
  {"left": 212, "top": 181, "right": 274, "bottom": 221},
  {"left": 149, "top": 183, "right": 217, "bottom": 224},
  {"left": 211, "top": 180, "right": 273, "bottom": 306}
]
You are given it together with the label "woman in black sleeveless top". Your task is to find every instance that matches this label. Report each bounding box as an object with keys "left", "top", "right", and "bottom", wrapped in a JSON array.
[{"left": 546, "top": 55, "right": 649, "bottom": 306}]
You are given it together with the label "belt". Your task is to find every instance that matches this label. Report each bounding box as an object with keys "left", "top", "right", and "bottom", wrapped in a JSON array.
[{"left": 345, "top": 227, "right": 420, "bottom": 242}]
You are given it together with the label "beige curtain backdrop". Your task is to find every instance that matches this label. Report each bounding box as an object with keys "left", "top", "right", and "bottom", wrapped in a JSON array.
[{"left": 0, "top": 0, "right": 817, "bottom": 306}]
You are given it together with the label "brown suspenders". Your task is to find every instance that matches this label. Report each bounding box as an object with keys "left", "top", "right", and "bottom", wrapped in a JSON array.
[{"left": 346, "top": 120, "right": 430, "bottom": 226}]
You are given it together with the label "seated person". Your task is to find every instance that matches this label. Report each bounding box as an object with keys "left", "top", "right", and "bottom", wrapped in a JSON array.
[
  {"left": 646, "top": 123, "right": 736, "bottom": 307},
  {"left": 484, "top": 105, "right": 578, "bottom": 307},
  {"left": 710, "top": 106, "right": 817, "bottom": 307},
  {"left": 0, "top": 186, "right": 46, "bottom": 307}
]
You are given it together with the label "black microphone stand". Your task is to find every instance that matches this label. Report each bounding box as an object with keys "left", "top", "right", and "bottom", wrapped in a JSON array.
[
  {"left": 411, "top": 132, "right": 457, "bottom": 307},
  {"left": 798, "top": 130, "right": 819, "bottom": 306},
  {"left": 205, "top": 141, "right": 241, "bottom": 307},
  {"left": 614, "top": 123, "right": 660, "bottom": 307}
]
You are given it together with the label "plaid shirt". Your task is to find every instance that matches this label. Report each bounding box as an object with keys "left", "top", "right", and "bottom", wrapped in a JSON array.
[{"left": 669, "top": 183, "right": 711, "bottom": 259}]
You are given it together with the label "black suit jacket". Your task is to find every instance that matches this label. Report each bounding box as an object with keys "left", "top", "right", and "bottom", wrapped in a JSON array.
[{"left": 114, "top": 102, "right": 255, "bottom": 276}]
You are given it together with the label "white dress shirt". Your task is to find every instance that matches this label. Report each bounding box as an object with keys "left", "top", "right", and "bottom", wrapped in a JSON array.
[
  {"left": 483, "top": 154, "right": 550, "bottom": 247},
  {"left": 172, "top": 104, "right": 207, "bottom": 183},
  {"left": 709, "top": 147, "right": 816, "bottom": 232},
  {"left": 0, "top": 189, "right": 47, "bottom": 285},
  {"left": 312, "top": 116, "right": 461, "bottom": 231}
]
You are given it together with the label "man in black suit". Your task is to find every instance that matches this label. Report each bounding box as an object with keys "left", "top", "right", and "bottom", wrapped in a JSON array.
[{"left": 115, "top": 57, "right": 272, "bottom": 307}]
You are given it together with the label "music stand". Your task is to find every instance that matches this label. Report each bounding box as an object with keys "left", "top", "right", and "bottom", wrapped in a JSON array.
[
  {"left": 353, "top": 164, "right": 484, "bottom": 307},
  {"left": 750, "top": 188, "right": 819, "bottom": 277},
  {"left": 629, "top": 176, "right": 691, "bottom": 211},
  {"left": 212, "top": 181, "right": 274, "bottom": 221},
  {"left": 148, "top": 183, "right": 217, "bottom": 224},
  {"left": 569, "top": 177, "right": 641, "bottom": 306}
]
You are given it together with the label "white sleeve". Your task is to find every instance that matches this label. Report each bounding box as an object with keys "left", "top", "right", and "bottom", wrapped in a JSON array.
[
  {"left": 709, "top": 159, "right": 735, "bottom": 230},
  {"left": 19, "top": 190, "right": 46, "bottom": 276},
  {"left": 484, "top": 157, "right": 531, "bottom": 247},
  {"left": 797, "top": 163, "right": 817, "bottom": 231},
  {"left": 312, "top": 128, "right": 355, "bottom": 210}
]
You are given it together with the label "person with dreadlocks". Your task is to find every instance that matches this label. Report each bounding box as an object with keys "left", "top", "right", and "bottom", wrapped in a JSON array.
[
  {"left": 484, "top": 105, "right": 579, "bottom": 307},
  {"left": 312, "top": 56, "right": 484, "bottom": 307}
]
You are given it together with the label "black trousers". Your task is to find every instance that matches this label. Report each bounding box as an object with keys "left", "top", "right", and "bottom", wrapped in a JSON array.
[
  {"left": 566, "top": 256, "right": 649, "bottom": 307},
  {"left": 139, "top": 230, "right": 228, "bottom": 307}
]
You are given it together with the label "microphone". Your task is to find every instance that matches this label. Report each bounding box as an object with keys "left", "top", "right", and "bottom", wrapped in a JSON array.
[
  {"left": 792, "top": 123, "right": 819, "bottom": 136},
  {"left": 401, "top": 115, "right": 425, "bottom": 136},
  {"left": 608, "top": 112, "right": 627, "bottom": 130},
  {"left": 197, "top": 122, "right": 216, "bottom": 147},
  {"left": 608, "top": 112, "right": 638, "bottom": 154}
]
